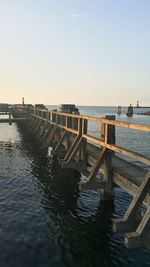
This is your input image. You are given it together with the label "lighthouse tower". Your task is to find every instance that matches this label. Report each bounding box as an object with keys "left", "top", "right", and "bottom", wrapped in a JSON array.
[{"left": 137, "top": 101, "right": 139, "bottom": 107}]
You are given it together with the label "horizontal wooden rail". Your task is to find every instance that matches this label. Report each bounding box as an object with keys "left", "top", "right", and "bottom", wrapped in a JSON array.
[
  {"left": 57, "top": 124, "right": 79, "bottom": 135},
  {"left": 83, "top": 134, "right": 150, "bottom": 166}
]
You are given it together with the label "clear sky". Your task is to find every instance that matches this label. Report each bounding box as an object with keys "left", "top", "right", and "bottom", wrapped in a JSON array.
[{"left": 0, "top": 0, "right": 150, "bottom": 106}]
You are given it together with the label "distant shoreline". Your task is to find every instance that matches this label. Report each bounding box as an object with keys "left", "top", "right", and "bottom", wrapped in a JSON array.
[{"left": 134, "top": 106, "right": 150, "bottom": 108}]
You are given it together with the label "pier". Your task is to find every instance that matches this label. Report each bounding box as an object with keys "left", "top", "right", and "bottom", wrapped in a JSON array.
[
  {"left": 0, "top": 104, "right": 29, "bottom": 124},
  {"left": 1, "top": 104, "right": 150, "bottom": 249}
]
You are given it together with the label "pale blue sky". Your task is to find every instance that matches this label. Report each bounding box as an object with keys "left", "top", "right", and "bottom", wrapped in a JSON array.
[{"left": 0, "top": 0, "right": 150, "bottom": 106}]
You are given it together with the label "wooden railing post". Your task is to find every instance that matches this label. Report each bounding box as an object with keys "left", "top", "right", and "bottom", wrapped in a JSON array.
[
  {"left": 52, "top": 111, "right": 56, "bottom": 123},
  {"left": 101, "top": 115, "right": 115, "bottom": 201},
  {"left": 65, "top": 115, "right": 71, "bottom": 150},
  {"left": 72, "top": 116, "right": 78, "bottom": 131},
  {"left": 9, "top": 108, "right": 12, "bottom": 125},
  {"left": 46, "top": 110, "right": 49, "bottom": 121},
  {"left": 54, "top": 114, "right": 60, "bottom": 143},
  {"left": 80, "top": 119, "right": 87, "bottom": 168}
]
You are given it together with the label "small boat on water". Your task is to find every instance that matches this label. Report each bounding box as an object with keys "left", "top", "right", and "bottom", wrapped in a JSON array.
[{"left": 126, "top": 104, "right": 133, "bottom": 116}]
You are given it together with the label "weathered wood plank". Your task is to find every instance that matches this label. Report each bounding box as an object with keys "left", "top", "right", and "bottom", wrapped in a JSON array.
[
  {"left": 54, "top": 130, "right": 68, "bottom": 153},
  {"left": 45, "top": 125, "right": 58, "bottom": 145},
  {"left": 113, "top": 170, "right": 150, "bottom": 233},
  {"left": 86, "top": 147, "right": 107, "bottom": 184},
  {"left": 125, "top": 208, "right": 150, "bottom": 248},
  {"left": 83, "top": 134, "right": 150, "bottom": 166},
  {"left": 61, "top": 134, "right": 81, "bottom": 162}
]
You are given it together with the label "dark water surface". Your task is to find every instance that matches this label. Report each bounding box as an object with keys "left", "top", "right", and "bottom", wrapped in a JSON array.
[{"left": 0, "top": 106, "right": 150, "bottom": 266}]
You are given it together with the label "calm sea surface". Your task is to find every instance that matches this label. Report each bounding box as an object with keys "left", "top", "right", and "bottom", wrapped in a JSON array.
[{"left": 0, "top": 106, "right": 150, "bottom": 267}]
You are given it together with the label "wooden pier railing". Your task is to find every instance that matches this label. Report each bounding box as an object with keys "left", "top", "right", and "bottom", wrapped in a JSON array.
[
  {"left": 31, "top": 108, "right": 150, "bottom": 166},
  {"left": 9, "top": 106, "right": 150, "bottom": 249}
]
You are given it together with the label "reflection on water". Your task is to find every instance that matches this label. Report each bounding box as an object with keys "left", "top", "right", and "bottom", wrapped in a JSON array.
[{"left": 0, "top": 107, "right": 150, "bottom": 266}]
